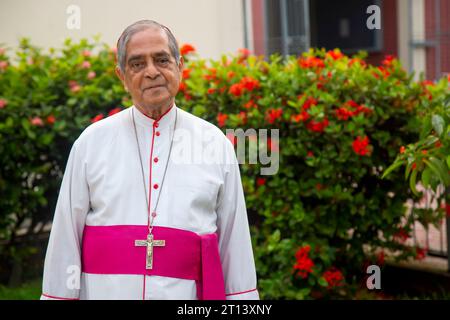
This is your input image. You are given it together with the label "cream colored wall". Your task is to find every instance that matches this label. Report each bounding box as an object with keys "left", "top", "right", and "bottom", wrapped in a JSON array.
[
  {"left": 397, "top": 0, "right": 410, "bottom": 70},
  {"left": 410, "top": 0, "right": 427, "bottom": 79},
  {"left": 0, "top": 0, "right": 245, "bottom": 59}
]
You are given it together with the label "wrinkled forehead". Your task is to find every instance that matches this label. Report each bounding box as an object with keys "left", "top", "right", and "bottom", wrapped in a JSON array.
[{"left": 126, "top": 27, "right": 171, "bottom": 60}]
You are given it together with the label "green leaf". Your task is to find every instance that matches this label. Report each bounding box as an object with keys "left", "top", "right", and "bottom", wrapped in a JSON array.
[
  {"left": 432, "top": 114, "right": 445, "bottom": 136},
  {"left": 421, "top": 167, "right": 431, "bottom": 187},
  {"left": 423, "top": 158, "right": 450, "bottom": 186},
  {"left": 318, "top": 277, "right": 328, "bottom": 287},
  {"left": 40, "top": 133, "right": 54, "bottom": 145},
  {"left": 381, "top": 160, "right": 404, "bottom": 179},
  {"left": 409, "top": 168, "right": 419, "bottom": 196},
  {"left": 428, "top": 157, "right": 450, "bottom": 185}
]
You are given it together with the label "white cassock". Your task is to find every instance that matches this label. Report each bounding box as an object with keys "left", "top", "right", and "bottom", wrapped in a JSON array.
[{"left": 41, "top": 104, "right": 259, "bottom": 300}]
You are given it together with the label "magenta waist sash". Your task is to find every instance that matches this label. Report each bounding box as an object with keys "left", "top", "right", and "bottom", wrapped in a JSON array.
[{"left": 81, "top": 225, "right": 226, "bottom": 300}]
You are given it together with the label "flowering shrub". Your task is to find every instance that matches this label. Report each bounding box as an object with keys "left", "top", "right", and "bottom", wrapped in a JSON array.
[
  {"left": 0, "top": 38, "right": 448, "bottom": 296},
  {"left": 0, "top": 38, "right": 127, "bottom": 280},
  {"left": 383, "top": 78, "right": 449, "bottom": 196},
  {"left": 177, "top": 47, "right": 449, "bottom": 299}
]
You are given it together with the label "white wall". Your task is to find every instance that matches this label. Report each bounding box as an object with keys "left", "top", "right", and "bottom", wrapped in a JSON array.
[{"left": 0, "top": 0, "right": 245, "bottom": 59}]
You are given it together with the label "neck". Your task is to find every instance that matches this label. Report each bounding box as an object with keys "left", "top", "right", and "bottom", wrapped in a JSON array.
[{"left": 135, "top": 100, "right": 174, "bottom": 120}]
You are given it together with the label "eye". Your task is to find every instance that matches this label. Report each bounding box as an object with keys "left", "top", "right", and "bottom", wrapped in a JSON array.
[
  {"left": 130, "top": 61, "right": 144, "bottom": 70},
  {"left": 157, "top": 58, "right": 169, "bottom": 65}
]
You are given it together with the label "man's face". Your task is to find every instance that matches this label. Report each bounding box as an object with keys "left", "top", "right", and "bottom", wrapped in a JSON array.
[{"left": 116, "top": 27, "right": 183, "bottom": 111}]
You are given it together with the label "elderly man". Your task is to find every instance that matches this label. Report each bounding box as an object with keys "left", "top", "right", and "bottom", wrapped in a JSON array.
[{"left": 40, "top": 20, "right": 259, "bottom": 300}]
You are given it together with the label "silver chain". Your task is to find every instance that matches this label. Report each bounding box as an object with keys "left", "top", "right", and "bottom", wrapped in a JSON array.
[{"left": 131, "top": 106, "right": 178, "bottom": 235}]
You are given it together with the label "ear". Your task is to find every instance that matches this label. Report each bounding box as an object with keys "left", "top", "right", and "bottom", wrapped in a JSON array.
[
  {"left": 115, "top": 66, "right": 128, "bottom": 92},
  {"left": 177, "top": 56, "right": 185, "bottom": 80}
]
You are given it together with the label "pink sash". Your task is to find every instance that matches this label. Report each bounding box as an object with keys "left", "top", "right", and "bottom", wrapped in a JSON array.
[{"left": 81, "top": 225, "right": 226, "bottom": 300}]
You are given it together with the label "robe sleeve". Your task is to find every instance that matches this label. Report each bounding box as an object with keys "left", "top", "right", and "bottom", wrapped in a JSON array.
[
  {"left": 216, "top": 139, "right": 259, "bottom": 300},
  {"left": 40, "top": 139, "right": 89, "bottom": 300}
]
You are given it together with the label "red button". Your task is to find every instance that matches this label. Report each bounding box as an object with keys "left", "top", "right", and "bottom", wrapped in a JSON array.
[
  {"left": 154, "top": 122, "right": 159, "bottom": 128},
  {"left": 154, "top": 157, "right": 159, "bottom": 163},
  {"left": 153, "top": 184, "right": 159, "bottom": 189},
  {"left": 155, "top": 131, "right": 160, "bottom": 136}
]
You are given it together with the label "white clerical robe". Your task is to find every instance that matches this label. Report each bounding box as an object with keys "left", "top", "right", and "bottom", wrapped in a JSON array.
[{"left": 41, "top": 104, "right": 259, "bottom": 300}]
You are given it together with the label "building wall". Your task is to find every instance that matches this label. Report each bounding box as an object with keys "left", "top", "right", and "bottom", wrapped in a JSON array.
[
  {"left": 0, "top": 0, "right": 246, "bottom": 59},
  {"left": 425, "top": 0, "right": 450, "bottom": 79}
]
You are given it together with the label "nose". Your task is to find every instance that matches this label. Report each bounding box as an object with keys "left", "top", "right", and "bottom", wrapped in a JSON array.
[{"left": 144, "top": 61, "right": 160, "bottom": 79}]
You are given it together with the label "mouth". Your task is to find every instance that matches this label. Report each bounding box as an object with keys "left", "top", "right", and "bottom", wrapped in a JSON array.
[{"left": 143, "top": 85, "right": 165, "bottom": 91}]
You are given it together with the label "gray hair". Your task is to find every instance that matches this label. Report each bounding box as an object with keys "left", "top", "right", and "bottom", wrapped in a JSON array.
[{"left": 116, "top": 20, "right": 180, "bottom": 72}]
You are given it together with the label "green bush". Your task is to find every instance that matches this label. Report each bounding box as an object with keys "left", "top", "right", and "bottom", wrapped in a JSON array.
[
  {"left": 0, "top": 38, "right": 448, "bottom": 298},
  {"left": 383, "top": 78, "right": 450, "bottom": 195}
]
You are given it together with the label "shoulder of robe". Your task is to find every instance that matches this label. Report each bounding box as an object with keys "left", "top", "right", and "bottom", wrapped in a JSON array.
[
  {"left": 178, "top": 107, "right": 231, "bottom": 147},
  {"left": 75, "top": 108, "right": 128, "bottom": 149}
]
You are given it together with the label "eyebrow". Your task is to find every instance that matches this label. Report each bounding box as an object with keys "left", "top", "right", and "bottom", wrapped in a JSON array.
[{"left": 127, "top": 51, "right": 171, "bottom": 64}]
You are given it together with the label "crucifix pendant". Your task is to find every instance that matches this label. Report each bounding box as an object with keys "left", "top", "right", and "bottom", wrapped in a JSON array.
[{"left": 135, "top": 233, "right": 166, "bottom": 270}]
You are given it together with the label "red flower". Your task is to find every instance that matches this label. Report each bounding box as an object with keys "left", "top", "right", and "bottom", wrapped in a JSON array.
[
  {"left": 256, "top": 178, "right": 266, "bottom": 187},
  {"left": 347, "top": 100, "right": 359, "bottom": 108},
  {"left": 0, "top": 99, "right": 7, "bottom": 109},
  {"left": 302, "top": 97, "right": 318, "bottom": 111},
  {"left": 306, "top": 118, "right": 329, "bottom": 133},
  {"left": 445, "top": 203, "right": 450, "bottom": 217},
  {"left": 30, "top": 117, "right": 44, "bottom": 126},
  {"left": 227, "top": 71, "right": 236, "bottom": 79},
  {"left": 323, "top": 267, "right": 344, "bottom": 288},
  {"left": 244, "top": 99, "right": 257, "bottom": 109},
  {"left": 207, "top": 88, "right": 216, "bottom": 95},
  {"left": 266, "top": 108, "right": 283, "bottom": 124},
  {"left": 87, "top": 71, "right": 96, "bottom": 79},
  {"left": 291, "top": 111, "right": 309, "bottom": 123},
  {"left": 178, "top": 82, "right": 187, "bottom": 92},
  {"left": 237, "top": 111, "right": 247, "bottom": 125},
  {"left": 240, "top": 76, "right": 260, "bottom": 91},
  {"left": 0, "top": 61, "right": 9, "bottom": 70},
  {"left": 400, "top": 146, "right": 406, "bottom": 154},
  {"left": 306, "top": 151, "right": 314, "bottom": 157},
  {"left": 415, "top": 247, "right": 427, "bottom": 260},
  {"left": 335, "top": 107, "right": 353, "bottom": 121},
  {"left": 46, "top": 115, "right": 56, "bottom": 125},
  {"left": 238, "top": 48, "right": 250, "bottom": 59},
  {"left": 377, "top": 66, "right": 390, "bottom": 78},
  {"left": 298, "top": 56, "right": 325, "bottom": 69},
  {"left": 182, "top": 68, "right": 191, "bottom": 79},
  {"left": 352, "top": 136, "right": 371, "bottom": 156},
  {"left": 326, "top": 49, "right": 343, "bottom": 60},
  {"left": 108, "top": 108, "right": 121, "bottom": 117},
  {"left": 180, "top": 44, "right": 195, "bottom": 56},
  {"left": 203, "top": 68, "right": 217, "bottom": 81},
  {"left": 293, "top": 245, "right": 314, "bottom": 279},
  {"left": 377, "top": 250, "right": 385, "bottom": 266},
  {"left": 81, "top": 61, "right": 91, "bottom": 69},
  {"left": 68, "top": 80, "right": 81, "bottom": 93},
  {"left": 229, "top": 83, "right": 244, "bottom": 97},
  {"left": 382, "top": 55, "right": 395, "bottom": 67},
  {"left": 335, "top": 101, "right": 372, "bottom": 121},
  {"left": 393, "top": 228, "right": 409, "bottom": 243},
  {"left": 91, "top": 114, "right": 104, "bottom": 123},
  {"left": 217, "top": 113, "right": 228, "bottom": 127}
]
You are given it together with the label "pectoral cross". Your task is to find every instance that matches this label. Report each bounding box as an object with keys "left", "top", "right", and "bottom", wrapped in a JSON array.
[{"left": 135, "top": 233, "right": 165, "bottom": 270}]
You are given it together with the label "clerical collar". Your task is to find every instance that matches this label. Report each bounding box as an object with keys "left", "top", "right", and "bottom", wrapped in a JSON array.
[{"left": 132, "top": 103, "right": 177, "bottom": 129}]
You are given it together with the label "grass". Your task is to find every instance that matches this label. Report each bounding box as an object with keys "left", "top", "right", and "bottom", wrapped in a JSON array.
[{"left": 0, "top": 278, "right": 42, "bottom": 300}]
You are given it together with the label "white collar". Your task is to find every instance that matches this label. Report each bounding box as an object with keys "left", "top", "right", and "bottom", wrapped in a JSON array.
[{"left": 131, "top": 103, "right": 177, "bottom": 129}]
